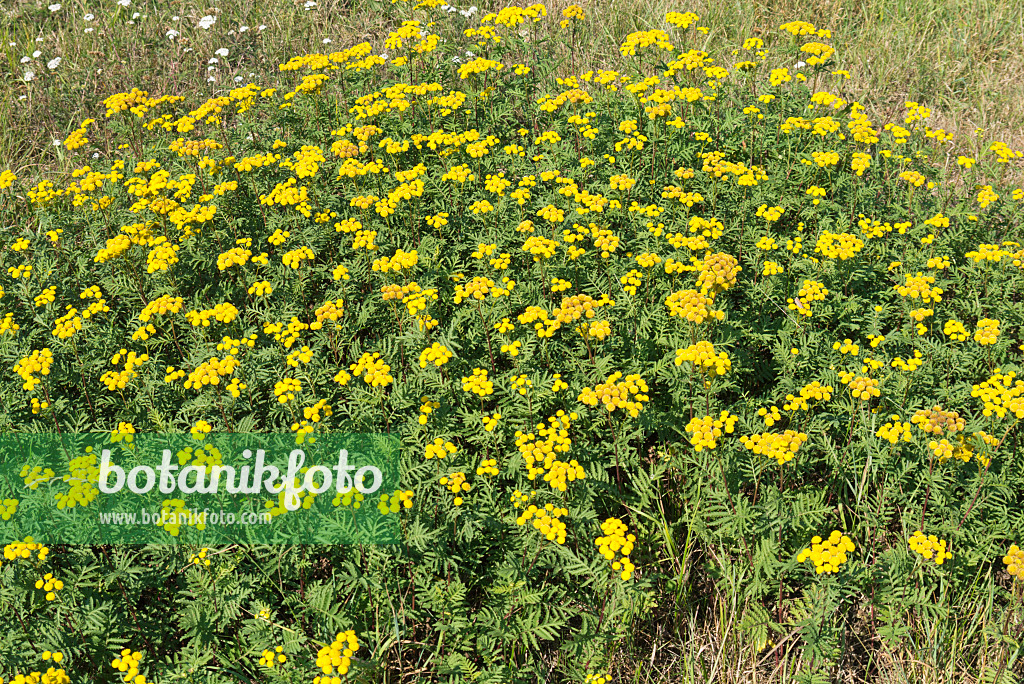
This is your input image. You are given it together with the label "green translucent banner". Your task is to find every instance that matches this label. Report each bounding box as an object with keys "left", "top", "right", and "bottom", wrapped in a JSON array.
[{"left": 0, "top": 433, "right": 401, "bottom": 545}]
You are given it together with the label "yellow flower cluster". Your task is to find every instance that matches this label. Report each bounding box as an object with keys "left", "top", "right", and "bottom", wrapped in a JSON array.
[
  {"left": 190, "top": 548, "right": 211, "bottom": 566},
  {"left": 833, "top": 339, "right": 860, "bottom": 356},
  {"left": 911, "top": 405, "right": 965, "bottom": 435},
  {"left": 0, "top": 312, "right": 20, "bottom": 337},
  {"left": 425, "top": 438, "right": 458, "bottom": 460},
  {"left": 970, "top": 370, "right": 1024, "bottom": 419},
  {"left": 787, "top": 280, "right": 829, "bottom": 316},
  {"left": 891, "top": 350, "right": 924, "bottom": 372},
  {"left": 314, "top": 630, "right": 359, "bottom": 679},
  {"left": 595, "top": 517, "right": 636, "bottom": 580},
  {"left": 522, "top": 235, "right": 559, "bottom": 261},
  {"left": 578, "top": 371, "right": 650, "bottom": 417},
  {"left": 258, "top": 646, "right": 287, "bottom": 668},
  {"left": 101, "top": 350, "right": 150, "bottom": 391},
  {"left": 454, "top": 276, "right": 514, "bottom": 303},
  {"left": 908, "top": 531, "right": 952, "bottom": 565},
  {"left": 185, "top": 302, "right": 239, "bottom": 327},
  {"left": 372, "top": 248, "right": 418, "bottom": 272},
  {"left": 217, "top": 245, "right": 252, "bottom": 271},
  {"left": 180, "top": 355, "right": 239, "bottom": 391},
  {"left": 419, "top": 342, "right": 452, "bottom": 368},
  {"left": 697, "top": 252, "right": 741, "bottom": 294},
  {"left": 282, "top": 245, "right": 315, "bottom": 269},
  {"left": 274, "top": 378, "right": 302, "bottom": 403},
  {"left": 782, "top": 381, "right": 834, "bottom": 412},
  {"left": 350, "top": 352, "right": 393, "bottom": 387},
  {"left": 517, "top": 503, "right": 568, "bottom": 544},
  {"left": 675, "top": 341, "right": 731, "bottom": 375},
  {"left": 814, "top": 231, "right": 865, "bottom": 261},
  {"left": 377, "top": 489, "right": 413, "bottom": 514},
  {"left": 111, "top": 650, "right": 154, "bottom": 684},
  {"left": 482, "top": 411, "right": 502, "bottom": 431},
  {"left": 35, "top": 571, "right": 64, "bottom": 600},
  {"left": 462, "top": 368, "right": 494, "bottom": 397},
  {"left": 895, "top": 272, "right": 943, "bottom": 303},
  {"left": 476, "top": 457, "right": 499, "bottom": 476},
  {"left": 1003, "top": 545, "right": 1024, "bottom": 579},
  {"left": 877, "top": 415, "right": 913, "bottom": 444},
  {"left": 756, "top": 204, "right": 784, "bottom": 222},
  {"left": 943, "top": 319, "right": 969, "bottom": 341},
  {"left": 4, "top": 537, "right": 50, "bottom": 562},
  {"left": 797, "top": 531, "right": 854, "bottom": 574},
  {"left": 418, "top": 397, "right": 439, "bottom": 425},
  {"left": 684, "top": 411, "right": 738, "bottom": 451},
  {"left": 974, "top": 318, "right": 1000, "bottom": 345},
  {"left": 838, "top": 372, "right": 880, "bottom": 400},
  {"left": 439, "top": 472, "right": 471, "bottom": 506},
  {"left": 740, "top": 430, "right": 809, "bottom": 465},
  {"left": 665, "top": 289, "right": 724, "bottom": 324},
  {"left": 311, "top": 299, "right": 344, "bottom": 330},
  {"left": 14, "top": 348, "right": 54, "bottom": 391}
]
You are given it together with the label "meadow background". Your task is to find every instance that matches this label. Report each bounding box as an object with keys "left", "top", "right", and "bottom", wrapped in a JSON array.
[
  {"left": 2, "top": 0, "right": 1023, "bottom": 187},
  {"left": 1, "top": 0, "right": 1024, "bottom": 683}
]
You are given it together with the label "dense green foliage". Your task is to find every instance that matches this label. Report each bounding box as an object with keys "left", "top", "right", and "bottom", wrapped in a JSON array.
[{"left": 2, "top": 5, "right": 1024, "bottom": 683}]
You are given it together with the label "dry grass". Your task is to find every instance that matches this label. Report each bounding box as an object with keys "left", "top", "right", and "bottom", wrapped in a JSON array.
[{"left": 2, "top": 0, "right": 1023, "bottom": 187}]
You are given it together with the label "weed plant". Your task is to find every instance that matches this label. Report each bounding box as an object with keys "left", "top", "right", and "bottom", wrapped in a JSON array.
[{"left": 1, "top": 4, "right": 1024, "bottom": 683}]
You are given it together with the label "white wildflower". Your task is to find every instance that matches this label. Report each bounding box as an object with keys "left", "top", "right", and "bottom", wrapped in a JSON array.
[
  {"left": 47, "top": 57, "right": 61, "bottom": 69},
  {"left": 48, "top": 4, "right": 61, "bottom": 11},
  {"left": 215, "top": 47, "right": 229, "bottom": 57}
]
